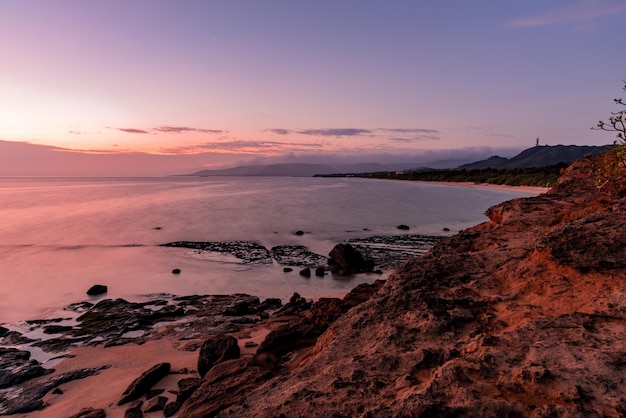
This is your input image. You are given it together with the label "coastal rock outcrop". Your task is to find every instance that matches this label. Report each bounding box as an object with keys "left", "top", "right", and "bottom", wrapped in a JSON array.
[
  {"left": 190, "top": 155, "right": 626, "bottom": 416},
  {"left": 118, "top": 362, "right": 171, "bottom": 405},
  {"left": 328, "top": 243, "right": 374, "bottom": 275}
]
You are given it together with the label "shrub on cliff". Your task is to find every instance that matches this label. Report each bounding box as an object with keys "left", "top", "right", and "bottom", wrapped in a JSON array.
[{"left": 594, "top": 81, "right": 626, "bottom": 195}]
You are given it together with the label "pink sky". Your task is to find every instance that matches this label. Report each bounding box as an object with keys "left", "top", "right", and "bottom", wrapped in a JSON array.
[{"left": 1, "top": 1, "right": 625, "bottom": 175}]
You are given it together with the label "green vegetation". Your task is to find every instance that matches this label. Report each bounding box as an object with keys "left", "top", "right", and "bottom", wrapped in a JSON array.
[
  {"left": 328, "top": 164, "right": 566, "bottom": 187},
  {"left": 593, "top": 81, "right": 626, "bottom": 195}
]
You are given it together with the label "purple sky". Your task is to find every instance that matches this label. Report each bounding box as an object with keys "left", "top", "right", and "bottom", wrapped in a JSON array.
[{"left": 1, "top": 1, "right": 625, "bottom": 175}]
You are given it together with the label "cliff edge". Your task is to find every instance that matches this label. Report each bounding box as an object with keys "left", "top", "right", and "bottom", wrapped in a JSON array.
[{"left": 193, "top": 155, "right": 626, "bottom": 417}]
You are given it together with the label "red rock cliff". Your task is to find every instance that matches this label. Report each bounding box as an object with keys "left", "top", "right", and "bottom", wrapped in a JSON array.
[{"left": 194, "top": 156, "right": 626, "bottom": 417}]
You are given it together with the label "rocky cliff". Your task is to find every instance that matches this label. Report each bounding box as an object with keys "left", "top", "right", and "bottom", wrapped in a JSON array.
[{"left": 191, "top": 155, "right": 626, "bottom": 417}]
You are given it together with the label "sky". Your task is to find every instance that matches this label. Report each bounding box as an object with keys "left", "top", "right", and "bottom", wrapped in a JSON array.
[{"left": 1, "top": 0, "right": 625, "bottom": 176}]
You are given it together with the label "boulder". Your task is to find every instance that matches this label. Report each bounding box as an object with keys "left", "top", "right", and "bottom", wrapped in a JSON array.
[
  {"left": 171, "top": 268, "right": 181, "bottom": 274},
  {"left": 315, "top": 267, "right": 325, "bottom": 277},
  {"left": 118, "top": 363, "right": 171, "bottom": 405},
  {"left": 299, "top": 267, "right": 311, "bottom": 277},
  {"left": 328, "top": 243, "right": 375, "bottom": 275},
  {"left": 86, "top": 284, "right": 107, "bottom": 296},
  {"left": 197, "top": 335, "right": 240, "bottom": 378},
  {"left": 178, "top": 357, "right": 273, "bottom": 417},
  {"left": 396, "top": 224, "right": 410, "bottom": 230}
]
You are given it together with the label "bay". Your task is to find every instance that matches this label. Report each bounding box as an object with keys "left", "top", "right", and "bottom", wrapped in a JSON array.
[{"left": 0, "top": 176, "right": 537, "bottom": 325}]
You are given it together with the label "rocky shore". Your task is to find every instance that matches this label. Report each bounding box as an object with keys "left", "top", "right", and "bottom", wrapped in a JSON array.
[{"left": 3, "top": 155, "right": 623, "bottom": 417}]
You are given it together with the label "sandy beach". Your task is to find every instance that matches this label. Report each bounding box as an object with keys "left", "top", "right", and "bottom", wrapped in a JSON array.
[{"left": 414, "top": 180, "right": 549, "bottom": 195}]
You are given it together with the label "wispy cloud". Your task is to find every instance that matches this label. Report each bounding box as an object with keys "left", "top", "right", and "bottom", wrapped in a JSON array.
[
  {"left": 265, "top": 128, "right": 292, "bottom": 135},
  {"left": 507, "top": 0, "right": 626, "bottom": 28},
  {"left": 298, "top": 128, "right": 373, "bottom": 137},
  {"left": 111, "top": 126, "right": 225, "bottom": 135},
  {"left": 265, "top": 127, "right": 440, "bottom": 142},
  {"left": 161, "top": 139, "right": 323, "bottom": 155},
  {"left": 115, "top": 128, "right": 151, "bottom": 134},
  {"left": 153, "top": 126, "right": 226, "bottom": 134}
]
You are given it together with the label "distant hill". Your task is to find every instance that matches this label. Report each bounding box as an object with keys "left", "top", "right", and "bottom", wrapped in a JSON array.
[
  {"left": 459, "top": 145, "right": 610, "bottom": 169},
  {"left": 187, "top": 160, "right": 479, "bottom": 177}
]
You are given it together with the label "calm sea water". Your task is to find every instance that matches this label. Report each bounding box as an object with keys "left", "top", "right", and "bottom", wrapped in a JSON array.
[{"left": 0, "top": 176, "right": 536, "bottom": 325}]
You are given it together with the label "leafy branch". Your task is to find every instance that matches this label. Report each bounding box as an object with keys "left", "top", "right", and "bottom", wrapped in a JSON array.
[{"left": 593, "top": 81, "right": 626, "bottom": 195}]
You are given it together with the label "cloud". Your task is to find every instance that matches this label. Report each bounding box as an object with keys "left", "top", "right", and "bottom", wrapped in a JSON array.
[
  {"left": 153, "top": 126, "right": 225, "bottom": 134},
  {"left": 297, "top": 128, "right": 373, "bottom": 137},
  {"left": 388, "top": 135, "right": 440, "bottom": 143},
  {"left": 68, "top": 130, "right": 86, "bottom": 135},
  {"left": 262, "top": 126, "right": 441, "bottom": 143},
  {"left": 507, "top": 0, "right": 626, "bottom": 28},
  {"left": 380, "top": 128, "right": 439, "bottom": 135},
  {"left": 110, "top": 126, "right": 225, "bottom": 135},
  {"left": 115, "top": 128, "right": 151, "bottom": 134},
  {"left": 161, "top": 139, "right": 323, "bottom": 155},
  {"left": 265, "top": 128, "right": 293, "bottom": 135}
]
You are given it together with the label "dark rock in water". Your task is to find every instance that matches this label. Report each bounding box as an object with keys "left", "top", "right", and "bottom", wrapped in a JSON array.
[
  {"left": 52, "top": 387, "right": 63, "bottom": 394},
  {"left": 86, "top": 284, "right": 107, "bottom": 296},
  {"left": 283, "top": 267, "right": 293, "bottom": 272},
  {"left": 295, "top": 230, "right": 305, "bottom": 235},
  {"left": 315, "top": 266, "right": 326, "bottom": 277},
  {"left": 118, "top": 363, "right": 171, "bottom": 405},
  {"left": 153, "top": 226, "right": 162, "bottom": 230},
  {"left": 299, "top": 267, "right": 311, "bottom": 278},
  {"left": 43, "top": 325, "right": 73, "bottom": 334},
  {"left": 197, "top": 335, "right": 240, "bottom": 378},
  {"left": 171, "top": 268, "right": 181, "bottom": 274},
  {"left": 271, "top": 245, "right": 328, "bottom": 267},
  {"left": 328, "top": 243, "right": 375, "bottom": 275},
  {"left": 160, "top": 241, "right": 273, "bottom": 265},
  {"left": 68, "top": 407, "right": 107, "bottom": 418},
  {"left": 73, "top": 298, "right": 185, "bottom": 345},
  {"left": 0, "top": 366, "right": 106, "bottom": 415},
  {"left": 443, "top": 227, "right": 450, "bottom": 232},
  {"left": 396, "top": 224, "right": 410, "bottom": 230},
  {"left": 145, "top": 396, "right": 168, "bottom": 412},
  {"left": 1, "top": 330, "right": 35, "bottom": 345},
  {"left": 347, "top": 234, "right": 441, "bottom": 269},
  {"left": 0, "top": 347, "right": 50, "bottom": 389},
  {"left": 0, "top": 326, "right": 8, "bottom": 337},
  {"left": 178, "top": 357, "right": 273, "bottom": 418}
]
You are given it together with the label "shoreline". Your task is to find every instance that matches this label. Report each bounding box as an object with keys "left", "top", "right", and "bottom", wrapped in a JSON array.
[{"left": 411, "top": 179, "right": 549, "bottom": 194}]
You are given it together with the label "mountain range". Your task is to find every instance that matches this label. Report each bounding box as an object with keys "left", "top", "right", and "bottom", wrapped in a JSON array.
[{"left": 188, "top": 145, "right": 611, "bottom": 177}]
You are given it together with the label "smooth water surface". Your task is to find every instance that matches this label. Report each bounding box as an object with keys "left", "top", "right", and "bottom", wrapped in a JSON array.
[{"left": 0, "top": 176, "right": 537, "bottom": 324}]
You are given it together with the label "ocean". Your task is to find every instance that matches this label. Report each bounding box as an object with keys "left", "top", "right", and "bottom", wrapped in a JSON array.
[{"left": 0, "top": 176, "right": 537, "bottom": 326}]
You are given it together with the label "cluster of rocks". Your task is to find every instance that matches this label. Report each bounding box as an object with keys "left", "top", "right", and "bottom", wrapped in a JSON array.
[
  {"left": 0, "top": 278, "right": 385, "bottom": 416},
  {"left": 161, "top": 234, "right": 441, "bottom": 275}
]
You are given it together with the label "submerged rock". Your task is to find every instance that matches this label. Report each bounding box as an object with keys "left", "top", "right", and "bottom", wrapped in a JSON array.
[{"left": 86, "top": 284, "right": 107, "bottom": 296}]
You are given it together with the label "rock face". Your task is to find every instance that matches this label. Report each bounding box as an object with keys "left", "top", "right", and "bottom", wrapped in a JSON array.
[
  {"left": 201, "top": 156, "right": 626, "bottom": 416},
  {"left": 328, "top": 243, "right": 375, "bottom": 275},
  {"left": 197, "top": 335, "right": 240, "bottom": 378},
  {"left": 118, "top": 363, "right": 171, "bottom": 405}
]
